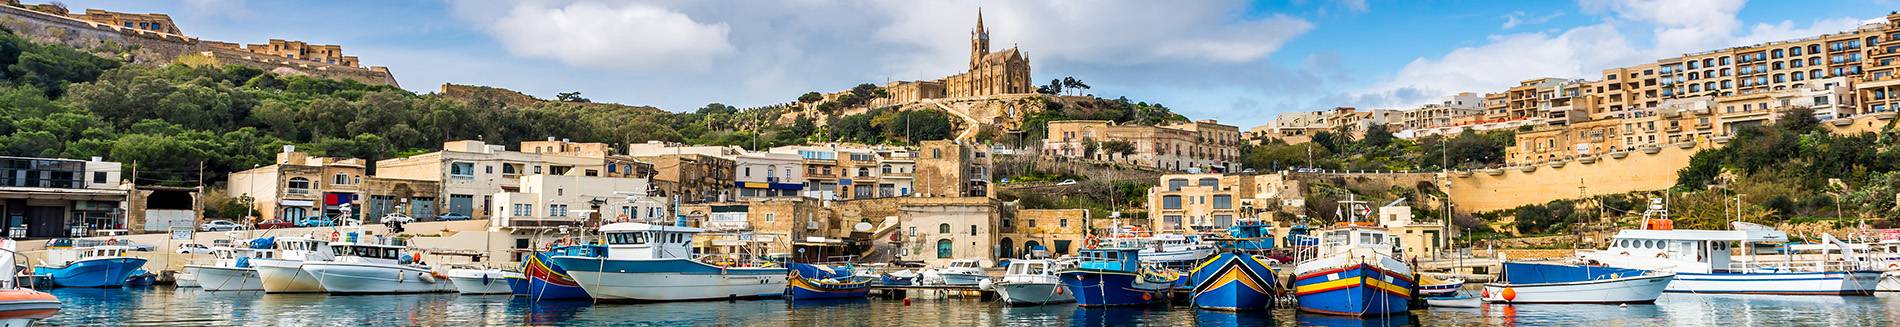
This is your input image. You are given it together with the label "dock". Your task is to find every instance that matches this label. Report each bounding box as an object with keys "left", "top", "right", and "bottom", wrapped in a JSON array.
[{"left": 868, "top": 284, "right": 994, "bottom": 300}]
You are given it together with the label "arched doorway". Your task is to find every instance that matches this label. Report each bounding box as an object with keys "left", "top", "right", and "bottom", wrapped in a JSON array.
[
  {"left": 999, "top": 237, "right": 1015, "bottom": 260},
  {"left": 1024, "top": 240, "right": 1042, "bottom": 258}
]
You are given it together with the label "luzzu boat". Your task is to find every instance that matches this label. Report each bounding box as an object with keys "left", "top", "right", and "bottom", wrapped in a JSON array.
[
  {"left": 1058, "top": 247, "right": 1174, "bottom": 307},
  {"left": 787, "top": 263, "right": 870, "bottom": 300},
  {"left": 518, "top": 247, "right": 591, "bottom": 300},
  {"left": 1481, "top": 262, "right": 1673, "bottom": 304},
  {"left": 1189, "top": 252, "right": 1280, "bottom": 311},
  {"left": 1577, "top": 199, "right": 1879, "bottom": 296},
  {"left": 252, "top": 236, "right": 335, "bottom": 293},
  {"left": 34, "top": 240, "right": 146, "bottom": 288},
  {"left": 1292, "top": 223, "right": 1414, "bottom": 316},
  {"left": 550, "top": 223, "right": 787, "bottom": 302}
]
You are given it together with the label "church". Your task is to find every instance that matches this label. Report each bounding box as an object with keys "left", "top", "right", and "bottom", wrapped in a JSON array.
[{"left": 884, "top": 10, "right": 1034, "bottom": 104}]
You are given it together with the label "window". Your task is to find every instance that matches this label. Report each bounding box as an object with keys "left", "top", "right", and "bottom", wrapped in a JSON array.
[
  {"left": 936, "top": 239, "right": 953, "bottom": 258},
  {"left": 1198, "top": 178, "right": 1219, "bottom": 188},
  {"left": 1162, "top": 195, "right": 1182, "bottom": 209},
  {"left": 970, "top": 225, "right": 977, "bottom": 236},
  {"left": 1060, "top": 219, "right": 1069, "bottom": 228},
  {"left": 286, "top": 177, "right": 311, "bottom": 194},
  {"left": 764, "top": 213, "right": 776, "bottom": 222},
  {"left": 1167, "top": 179, "right": 1188, "bottom": 191},
  {"left": 450, "top": 162, "right": 475, "bottom": 177},
  {"left": 1212, "top": 195, "right": 1233, "bottom": 209},
  {"left": 743, "top": 167, "right": 751, "bottom": 177},
  {"left": 502, "top": 164, "right": 517, "bottom": 175},
  {"left": 92, "top": 171, "right": 106, "bottom": 184},
  {"left": 511, "top": 204, "right": 533, "bottom": 216},
  {"left": 549, "top": 204, "right": 568, "bottom": 217},
  {"left": 939, "top": 223, "right": 950, "bottom": 234}
]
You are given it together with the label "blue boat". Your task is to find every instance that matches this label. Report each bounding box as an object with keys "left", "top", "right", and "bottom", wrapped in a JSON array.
[
  {"left": 517, "top": 246, "right": 592, "bottom": 301},
  {"left": 124, "top": 269, "right": 156, "bottom": 287},
  {"left": 33, "top": 243, "right": 147, "bottom": 288},
  {"left": 548, "top": 223, "right": 787, "bottom": 302},
  {"left": 1189, "top": 252, "right": 1280, "bottom": 311},
  {"left": 1214, "top": 219, "right": 1277, "bottom": 252},
  {"left": 786, "top": 263, "right": 870, "bottom": 300},
  {"left": 1058, "top": 248, "right": 1174, "bottom": 307},
  {"left": 1291, "top": 224, "right": 1414, "bottom": 316}
]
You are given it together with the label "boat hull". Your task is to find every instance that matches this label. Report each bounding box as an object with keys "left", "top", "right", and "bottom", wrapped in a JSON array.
[
  {"left": 1666, "top": 271, "right": 1880, "bottom": 295},
  {"left": 189, "top": 265, "right": 264, "bottom": 291},
  {"left": 446, "top": 270, "right": 519, "bottom": 295},
  {"left": 787, "top": 277, "right": 870, "bottom": 300},
  {"left": 34, "top": 257, "right": 146, "bottom": 288},
  {"left": 174, "top": 272, "right": 199, "bottom": 288},
  {"left": 302, "top": 262, "right": 448, "bottom": 294},
  {"left": 1189, "top": 253, "right": 1279, "bottom": 311},
  {"left": 1880, "top": 271, "right": 1900, "bottom": 292},
  {"left": 995, "top": 282, "right": 1074, "bottom": 305},
  {"left": 0, "top": 289, "right": 59, "bottom": 317},
  {"left": 551, "top": 257, "right": 786, "bottom": 302},
  {"left": 517, "top": 253, "right": 591, "bottom": 300},
  {"left": 940, "top": 273, "right": 987, "bottom": 286},
  {"left": 1483, "top": 274, "right": 1674, "bottom": 304},
  {"left": 1293, "top": 264, "right": 1413, "bottom": 316},
  {"left": 1418, "top": 281, "right": 1462, "bottom": 298},
  {"left": 254, "top": 259, "right": 323, "bottom": 293},
  {"left": 1058, "top": 270, "right": 1169, "bottom": 307}
]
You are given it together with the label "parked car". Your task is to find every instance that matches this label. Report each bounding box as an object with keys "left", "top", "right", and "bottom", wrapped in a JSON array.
[
  {"left": 200, "top": 220, "right": 243, "bottom": 232},
  {"left": 1055, "top": 179, "right": 1078, "bottom": 186},
  {"left": 295, "top": 218, "right": 336, "bottom": 227},
  {"left": 379, "top": 213, "right": 415, "bottom": 224},
  {"left": 176, "top": 243, "right": 213, "bottom": 254},
  {"left": 256, "top": 220, "right": 296, "bottom": 229},
  {"left": 437, "top": 213, "right": 471, "bottom": 221}
]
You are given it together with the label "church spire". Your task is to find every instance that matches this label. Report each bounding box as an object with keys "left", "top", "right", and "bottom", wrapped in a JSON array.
[
  {"left": 976, "top": 8, "right": 985, "bottom": 35},
  {"left": 970, "top": 7, "right": 990, "bottom": 71}
]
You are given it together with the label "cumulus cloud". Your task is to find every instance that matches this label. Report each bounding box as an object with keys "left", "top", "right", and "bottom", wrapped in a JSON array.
[
  {"left": 1580, "top": 0, "right": 1745, "bottom": 57},
  {"left": 474, "top": 1, "right": 735, "bottom": 71},
  {"left": 1731, "top": 17, "right": 1869, "bottom": 47},
  {"left": 1501, "top": 10, "right": 1564, "bottom": 30}
]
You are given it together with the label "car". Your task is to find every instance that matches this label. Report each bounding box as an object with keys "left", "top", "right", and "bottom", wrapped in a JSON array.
[
  {"left": 1055, "top": 179, "right": 1078, "bottom": 186},
  {"left": 295, "top": 218, "right": 336, "bottom": 227},
  {"left": 437, "top": 213, "right": 471, "bottom": 221},
  {"left": 256, "top": 219, "right": 296, "bottom": 229},
  {"left": 176, "top": 243, "right": 213, "bottom": 254},
  {"left": 379, "top": 213, "right": 415, "bottom": 224},
  {"left": 200, "top": 220, "right": 243, "bottom": 232}
]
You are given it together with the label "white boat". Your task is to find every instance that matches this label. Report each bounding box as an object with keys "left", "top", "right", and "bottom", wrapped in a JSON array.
[
  {"left": 1138, "top": 234, "right": 1218, "bottom": 263},
  {"left": 253, "top": 236, "right": 334, "bottom": 293},
  {"left": 186, "top": 245, "right": 273, "bottom": 291},
  {"left": 936, "top": 259, "right": 988, "bottom": 286},
  {"left": 994, "top": 259, "right": 1075, "bottom": 305},
  {"left": 1425, "top": 294, "right": 1481, "bottom": 308},
  {"left": 1480, "top": 262, "right": 1673, "bottom": 304},
  {"left": 548, "top": 223, "right": 788, "bottom": 301},
  {"left": 174, "top": 271, "right": 199, "bottom": 288},
  {"left": 1576, "top": 199, "right": 1880, "bottom": 295},
  {"left": 444, "top": 266, "right": 520, "bottom": 295},
  {"left": 301, "top": 234, "right": 448, "bottom": 294}
]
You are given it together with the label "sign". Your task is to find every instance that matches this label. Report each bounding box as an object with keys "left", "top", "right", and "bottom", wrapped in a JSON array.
[{"left": 170, "top": 227, "right": 193, "bottom": 240}]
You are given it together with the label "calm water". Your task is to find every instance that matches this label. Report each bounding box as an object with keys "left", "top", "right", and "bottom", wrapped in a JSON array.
[{"left": 27, "top": 287, "right": 1900, "bottom": 326}]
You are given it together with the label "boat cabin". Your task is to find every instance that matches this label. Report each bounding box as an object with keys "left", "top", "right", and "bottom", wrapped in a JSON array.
[
  {"left": 1317, "top": 226, "right": 1398, "bottom": 257},
  {"left": 1587, "top": 228, "right": 1786, "bottom": 274},
  {"left": 1076, "top": 248, "right": 1142, "bottom": 273},
  {"left": 44, "top": 244, "right": 137, "bottom": 266},
  {"left": 599, "top": 222, "right": 700, "bottom": 260},
  {"left": 272, "top": 237, "right": 333, "bottom": 261},
  {"left": 1005, "top": 259, "right": 1068, "bottom": 277},
  {"left": 330, "top": 242, "right": 406, "bottom": 262},
  {"left": 948, "top": 259, "right": 982, "bottom": 269}
]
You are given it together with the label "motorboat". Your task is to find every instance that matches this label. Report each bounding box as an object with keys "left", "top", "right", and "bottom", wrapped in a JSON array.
[
  {"left": 1481, "top": 262, "right": 1674, "bottom": 304},
  {"left": 1096, "top": 226, "right": 1218, "bottom": 268},
  {"left": 1418, "top": 275, "right": 1466, "bottom": 298},
  {"left": 1292, "top": 197, "right": 1414, "bottom": 316},
  {"left": 881, "top": 269, "right": 918, "bottom": 286},
  {"left": 252, "top": 236, "right": 335, "bottom": 293},
  {"left": 993, "top": 258, "right": 1075, "bottom": 305},
  {"left": 124, "top": 269, "right": 155, "bottom": 286},
  {"left": 1058, "top": 247, "right": 1175, "bottom": 307},
  {"left": 549, "top": 222, "right": 787, "bottom": 302},
  {"left": 787, "top": 263, "right": 870, "bottom": 300},
  {"left": 935, "top": 259, "right": 988, "bottom": 286},
  {"left": 33, "top": 240, "right": 146, "bottom": 288},
  {"left": 517, "top": 245, "right": 592, "bottom": 300},
  {"left": 174, "top": 271, "right": 199, "bottom": 288},
  {"left": 1424, "top": 294, "right": 1482, "bottom": 308},
  {"left": 444, "top": 266, "right": 520, "bottom": 295},
  {"left": 186, "top": 239, "right": 275, "bottom": 291},
  {"left": 0, "top": 239, "right": 57, "bottom": 318},
  {"left": 1189, "top": 252, "right": 1280, "bottom": 311},
  {"left": 301, "top": 231, "right": 449, "bottom": 294},
  {"left": 1577, "top": 199, "right": 1879, "bottom": 295}
]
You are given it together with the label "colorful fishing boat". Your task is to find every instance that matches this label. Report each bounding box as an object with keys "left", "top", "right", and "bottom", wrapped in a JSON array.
[
  {"left": 994, "top": 258, "right": 1075, "bottom": 305},
  {"left": 34, "top": 240, "right": 146, "bottom": 288},
  {"left": 1189, "top": 252, "right": 1280, "bottom": 311},
  {"left": 1481, "top": 262, "right": 1673, "bottom": 304},
  {"left": 787, "top": 263, "right": 870, "bottom": 300},
  {"left": 1292, "top": 198, "right": 1414, "bottom": 317},
  {"left": 1057, "top": 248, "right": 1174, "bottom": 307},
  {"left": 518, "top": 246, "right": 591, "bottom": 300},
  {"left": 550, "top": 223, "right": 787, "bottom": 302}
]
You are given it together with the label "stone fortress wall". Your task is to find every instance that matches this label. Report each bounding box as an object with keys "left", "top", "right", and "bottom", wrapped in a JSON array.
[{"left": 0, "top": 4, "right": 398, "bottom": 86}]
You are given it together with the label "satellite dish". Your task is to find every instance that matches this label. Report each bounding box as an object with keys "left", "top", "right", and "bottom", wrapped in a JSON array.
[{"left": 854, "top": 222, "right": 874, "bottom": 232}]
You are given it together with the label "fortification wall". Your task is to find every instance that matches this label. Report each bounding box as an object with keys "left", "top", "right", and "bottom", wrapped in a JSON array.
[
  {"left": 1449, "top": 142, "right": 1712, "bottom": 212},
  {"left": 0, "top": 5, "right": 398, "bottom": 86}
]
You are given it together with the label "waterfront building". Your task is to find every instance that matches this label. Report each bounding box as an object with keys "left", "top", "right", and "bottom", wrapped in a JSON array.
[
  {"left": 1375, "top": 202, "right": 1447, "bottom": 261},
  {"left": 916, "top": 140, "right": 992, "bottom": 198},
  {"left": 1145, "top": 173, "right": 1303, "bottom": 232},
  {"left": 731, "top": 152, "right": 805, "bottom": 200},
  {"left": 1042, "top": 119, "right": 1241, "bottom": 172},
  {"left": 997, "top": 209, "right": 1089, "bottom": 259},
  {"left": 687, "top": 198, "right": 839, "bottom": 261},
  {"left": 228, "top": 147, "right": 366, "bottom": 222},
  {"left": 0, "top": 156, "right": 126, "bottom": 238},
  {"left": 633, "top": 153, "right": 735, "bottom": 204},
  {"left": 489, "top": 174, "right": 665, "bottom": 229},
  {"left": 895, "top": 197, "right": 999, "bottom": 267},
  {"left": 375, "top": 140, "right": 615, "bottom": 220}
]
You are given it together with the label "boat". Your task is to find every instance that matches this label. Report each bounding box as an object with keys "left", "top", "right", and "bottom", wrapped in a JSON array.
[
  {"left": 1417, "top": 275, "right": 1465, "bottom": 298},
  {"left": 186, "top": 240, "right": 275, "bottom": 291},
  {"left": 124, "top": 269, "right": 155, "bottom": 286},
  {"left": 301, "top": 231, "right": 450, "bottom": 294},
  {"left": 935, "top": 259, "right": 989, "bottom": 286},
  {"left": 549, "top": 222, "right": 787, "bottom": 302},
  {"left": 1576, "top": 199, "right": 1880, "bottom": 295},
  {"left": 1209, "top": 219, "right": 1276, "bottom": 253},
  {"left": 252, "top": 236, "right": 335, "bottom": 293},
  {"left": 993, "top": 258, "right": 1075, "bottom": 305},
  {"left": 444, "top": 266, "right": 521, "bottom": 295},
  {"left": 880, "top": 269, "right": 918, "bottom": 286},
  {"left": 1096, "top": 226, "right": 1218, "bottom": 268},
  {"left": 1189, "top": 252, "right": 1280, "bottom": 311},
  {"left": 1057, "top": 247, "right": 1174, "bottom": 307},
  {"left": 174, "top": 271, "right": 199, "bottom": 288},
  {"left": 517, "top": 246, "right": 592, "bottom": 300},
  {"left": 1292, "top": 197, "right": 1414, "bottom": 316},
  {"left": 1424, "top": 294, "right": 1482, "bottom": 308},
  {"left": 787, "top": 263, "right": 870, "bottom": 300},
  {"left": 33, "top": 240, "right": 146, "bottom": 288},
  {"left": 0, "top": 239, "right": 57, "bottom": 318},
  {"left": 1480, "top": 262, "right": 1674, "bottom": 304}
]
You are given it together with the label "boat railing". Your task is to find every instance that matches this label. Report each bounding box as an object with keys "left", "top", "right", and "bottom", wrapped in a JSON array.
[{"left": 1726, "top": 258, "right": 1867, "bottom": 273}]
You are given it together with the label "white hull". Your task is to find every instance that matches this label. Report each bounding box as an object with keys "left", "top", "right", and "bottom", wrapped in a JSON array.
[
  {"left": 188, "top": 265, "right": 264, "bottom": 291},
  {"left": 446, "top": 269, "right": 519, "bottom": 295},
  {"left": 567, "top": 271, "right": 786, "bottom": 301},
  {"left": 303, "top": 262, "right": 449, "bottom": 294},
  {"left": 1666, "top": 271, "right": 1880, "bottom": 295},
  {"left": 1880, "top": 271, "right": 1900, "bottom": 292},
  {"left": 940, "top": 273, "right": 988, "bottom": 286},
  {"left": 253, "top": 259, "right": 324, "bottom": 293},
  {"left": 995, "top": 282, "right": 1074, "bottom": 305},
  {"left": 1483, "top": 274, "right": 1674, "bottom": 304},
  {"left": 175, "top": 272, "right": 199, "bottom": 288}
]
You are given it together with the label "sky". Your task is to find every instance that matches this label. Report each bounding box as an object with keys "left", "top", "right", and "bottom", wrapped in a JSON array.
[{"left": 54, "top": 0, "right": 1893, "bottom": 128}]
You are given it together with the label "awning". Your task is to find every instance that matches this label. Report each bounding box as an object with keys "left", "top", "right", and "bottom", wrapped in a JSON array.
[
  {"left": 279, "top": 199, "right": 316, "bottom": 207},
  {"left": 769, "top": 182, "right": 802, "bottom": 190}
]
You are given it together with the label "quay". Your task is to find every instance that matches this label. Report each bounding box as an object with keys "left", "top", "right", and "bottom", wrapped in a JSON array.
[{"left": 868, "top": 284, "right": 994, "bottom": 301}]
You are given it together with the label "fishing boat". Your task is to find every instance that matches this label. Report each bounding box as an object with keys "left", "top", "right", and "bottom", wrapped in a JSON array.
[
  {"left": 550, "top": 222, "right": 787, "bottom": 302},
  {"left": 994, "top": 258, "right": 1075, "bottom": 305},
  {"left": 0, "top": 239, "right": 57, "bottom": 318},
  {"left": 186, "top": 240, "right": 275, "bottom": 291},
  {"left": 516, "top": 246, "right": 592, "bottom": 300},
  {"left": 252, "top": 236, "right": 335, "bottom": 293},
  {"left": 1576, "top": 199, "right": 1880, "bottom": 295},
  {"left": 1209, "top": 219, "right": 1277, "bottom": 253},
  {"left": 1189, "top": 252, "right": 1280, "bottom": 311},
  {"left": 1424, "top": 294, "right": 1481, "bottom": 308},
  {"left": 935, "top": 259, "right": 989, "bottom": 286},
  {"left": 881, "top": 269, "right": 918, "bottom": 286},
  {"left": 124, "top": 269, "right": 156, "bottom": 286},
  {"left": 1292, "top": 197, "right": 1414, "bottom": 316},
  {"left": 1417, "top": 275, "right": 1466, "bottom": 298},
  {"left": 444, "top": 266, "right": 521, "bottom": 295},
  {"left": 787, "top": 263, "right": 870, "bottom": 300},
  {"left": 1096, "top": 226, "right": 1218, "bottom": 268},
  {"left": 301, "top": 232, "right": 450, "bottom": 294},
  {"left": 1057, "top": 247, "right": 1175, "bottom": 307},
  {"left": 33, "top": 240, "right": 146, "bottom": 288},
  {"left": 1480, "top": 262, "right": 1673, "bottom": 304},
  {"left": 174, "top": 271, "right": 199, "bottom": 288}
]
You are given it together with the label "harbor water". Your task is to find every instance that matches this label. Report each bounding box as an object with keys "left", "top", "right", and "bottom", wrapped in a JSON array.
[{"left": 27, "top": 287, "right": 1900, "bottom": 326}]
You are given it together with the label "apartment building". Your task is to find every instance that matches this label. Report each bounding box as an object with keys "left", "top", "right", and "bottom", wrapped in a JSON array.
[
  {"left": 0, "top": 156, "right": 125, "bottom": 238},
  {"left": 690, "top": 198, "right": 839, "bottom": 261},
  {"left": 1145, "top": 173, "right": 1303, "bottom": 232},
  {"left": 732, "top": 152, "right": 805, "bottom": 200},
  {"left": 228, "top": 147, "right": 366, "bottom": 222},
  {"left": 1042, "top": 119, "right": 1242, "bottom": 172},
  {"left": 916, "top": 140, "right": 992, "bottom": 198},
  {"left": 375, "top": 140, "right": 613, "bottom": 220},
  {"left": 1399, "top": 93, "right": 1485, "bottom": 131},
  {"left": 634, "top": 153, "right": 735, "bottom": 204},
  {"left": 489, "top": 174, "right": 666, "bottom": 228}
]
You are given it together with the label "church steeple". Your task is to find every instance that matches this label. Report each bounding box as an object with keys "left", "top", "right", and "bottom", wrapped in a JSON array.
[{"left": 970, "top": 8, "right": 990, "bottom": 70}]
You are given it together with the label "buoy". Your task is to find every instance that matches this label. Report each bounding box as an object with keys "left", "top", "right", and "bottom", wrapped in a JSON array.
[
  {"left": 903, "top": 298, "right": 912, "bottom": 306},
  {"left": 1620, "top": 304, "right": 1628, "bottom": 308}
]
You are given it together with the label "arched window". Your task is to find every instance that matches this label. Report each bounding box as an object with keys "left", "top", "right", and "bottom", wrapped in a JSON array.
[
  {"left": 881, "top": 164, "right": 892, "bottom": 174},
  {"left": 936, "top": 239, "right": 953, "bottom": 258},
  {"left": 939, "top": 223, "right": 950, "bottom": 234},
  {"left": 287, "top": 177, "right": 311, "bottom": 193}
]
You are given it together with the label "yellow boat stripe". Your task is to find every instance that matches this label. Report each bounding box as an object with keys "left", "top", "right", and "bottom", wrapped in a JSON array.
[{"left": 1293, "top": 276, "right": 1411, "bottom": 297}]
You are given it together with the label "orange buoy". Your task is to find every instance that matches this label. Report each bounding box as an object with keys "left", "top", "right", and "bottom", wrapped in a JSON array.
[{"left": 1502, "top": 288, "right": 1517, "bottom": 301}]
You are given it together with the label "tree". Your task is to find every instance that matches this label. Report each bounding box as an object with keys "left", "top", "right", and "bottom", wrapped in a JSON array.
[
  {"left": 1777, "top": 106, "right": 1818, "bottom": 134},
  {"left": 1100, "top": 140, "right": 1136, "bottom": 160},
  {"left": 556, "top": 91, "right": 590, "bottom": 103},
  {"left": 798, "top": 92, "right": 823, "bottom": 103}
]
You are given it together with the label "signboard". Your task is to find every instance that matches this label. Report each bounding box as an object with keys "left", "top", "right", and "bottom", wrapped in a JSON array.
[{"left": 170, "top": 227, "right": 193, "bottom": 240}]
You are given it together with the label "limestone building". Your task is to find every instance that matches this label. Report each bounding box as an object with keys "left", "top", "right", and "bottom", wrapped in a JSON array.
[
  {"left": 1042, "top": 119, "right": 1242, "bottom": 172},
  {"left": 872, "top": 10, "right": 1032, "bottom": 105},
  {"left": 228, "top": 146, "right": 367, "bottom": 223}
]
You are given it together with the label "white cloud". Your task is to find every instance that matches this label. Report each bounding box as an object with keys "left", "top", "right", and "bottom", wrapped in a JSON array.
[
  {"left": 1731, "top": 17, "right": 1868, "bottom": 47},
  {"left": 1579, "top": 0, "right": 1745, "bottom": 56},
  {"left": 1354, "top": 24, "right": 1639, "bottom": 108},
  {"left": 1501, "top": 10, "right": 1564, "bottom": 30},
  {"left": 476, "top": 1, "right": 735, "bottom": 72}
]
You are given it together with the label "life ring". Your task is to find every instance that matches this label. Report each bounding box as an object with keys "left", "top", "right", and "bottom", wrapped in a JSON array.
[
  {"left": 1656, "top": 253, "right": 1670, "bottom": 259},
  {"left": 105, "top": 239, "right": 117, "bottom": 245},
  {"left": 1619, "top": 251, "right": 1630, "bottom": 256},
  {"left": 1887, "top": 263, "right": 1897, "bottom": 270},
  {"left": 332, "top": 231, "right": 341, "bottom": 241}
]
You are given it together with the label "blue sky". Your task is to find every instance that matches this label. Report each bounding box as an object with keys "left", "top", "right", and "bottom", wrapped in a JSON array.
[{"left": 54, "top": 0, "right": 1893, "bottom": 128}]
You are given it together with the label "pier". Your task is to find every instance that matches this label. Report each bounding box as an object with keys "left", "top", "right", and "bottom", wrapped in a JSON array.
[{"left": 868, "top": 285, "right": 994, "bottom": 300}]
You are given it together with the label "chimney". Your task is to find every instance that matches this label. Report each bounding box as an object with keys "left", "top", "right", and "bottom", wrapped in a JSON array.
[
  {"left": 283, "top": 145, "right": 296, "bottom": 153},
  {"left": 90, "top": 156, "right": 102, "bottom": 162}
]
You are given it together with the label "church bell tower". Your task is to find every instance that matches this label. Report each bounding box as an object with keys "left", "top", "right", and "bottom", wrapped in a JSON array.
[{"left": 970, "top": 9, "right": 990, "bottom": 71}]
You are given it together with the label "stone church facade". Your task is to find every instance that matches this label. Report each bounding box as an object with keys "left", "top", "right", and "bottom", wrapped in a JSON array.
[{"left": 885, "top": 11, "right": 1033, "bottom": 104}]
